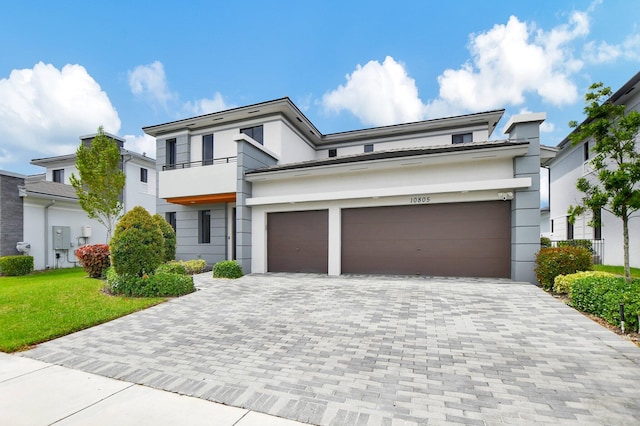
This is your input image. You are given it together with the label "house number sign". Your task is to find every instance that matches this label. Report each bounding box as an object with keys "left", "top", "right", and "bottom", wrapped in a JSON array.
[{"left": 409, "top": 195, "right": 431, "bottom": 204}]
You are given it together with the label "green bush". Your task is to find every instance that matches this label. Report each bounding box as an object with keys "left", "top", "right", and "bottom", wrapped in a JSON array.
[
  {"left": 540, "top": 237, "right": 551, "bottom": 248},
  {"left": 0, "top": 255, "right": 34, "bottom": 276},
  {"left": 213, "top": 260, "right": 243, "bottom": 279},
  {"left": 557, "top": 239, "right": 593, "bottom": 253},
  {"left": 534, "top": 247, "right": 592, "bottom": 290},
  {"left": 106, "top": 267, "right": 195, "bottom": 297},
  {"left": 553, "top": 270, "right": 616, "bottom": 294},
  {"left": 570, "top": 276, "right": 640, "bottom": 331},
  {"left": 75, "top": 244, "right": 110, "bottom": 278},
  {"left": 153, "top": 214, "right": 176, "bottom": 262},
  {"left": 171, "top": 259, "right": 207, "bottom": 275},
  {"left": 156, "top": 262, "right": 187, "bottom": 275},
  {"left": 110, "top": 206, "right": 164, "bottom": 277}
]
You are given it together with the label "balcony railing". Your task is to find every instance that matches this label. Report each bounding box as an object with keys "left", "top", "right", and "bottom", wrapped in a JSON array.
[
  {"left": 163, "top": 156, "right": 237, "bottom": 171},
  {"left": 549, "top": 239, "right": 604, "bottom": 265}
]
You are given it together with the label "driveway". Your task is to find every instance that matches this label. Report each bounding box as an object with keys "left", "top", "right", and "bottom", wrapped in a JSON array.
[{"left": 23, "top": 273, "right": 640, "bottom": 425}]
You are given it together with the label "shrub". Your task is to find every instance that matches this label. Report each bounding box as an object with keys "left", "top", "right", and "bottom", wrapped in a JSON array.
[
  {"left": 570, "top": 276, "right": 640, "bottom": 331},
  {"left": 171, "top": 259, "right": 207, "bottom": 275},
  {"left": 553, "top": 270, "right": 616, "bottom": 294},
  {"left": 0, "top": 255, "right": 34, "bottom": 276},
  {"left": 540, "top": 237, "right": 551, "bottom": 248},
  {"left": 153, "top": 214, "right": 176, "bottom": 262},
  {"left": 557, "top": 239, "right": 593, "bottom": 253},
  {"left": 213, "top": 260, "right": 243, "bottom": 279},
  {"left": 75, "top": 244, "right": 111, "bottom": 278},
  {"left": 156, "top": 262, "right": 187, "bottom": 275},
  {"left": 110, "top": 206, "right": 164, "bottom": 277},
  {"left": 106, "top": 267, "right": 195, "bottom": 297},
  {"left": 534, "top": 247, "right": 592, "bottom": 290}
]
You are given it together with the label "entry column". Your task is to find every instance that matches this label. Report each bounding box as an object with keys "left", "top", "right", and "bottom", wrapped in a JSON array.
[{"left": 328, "top": 206, "right": 341, "bottom": 276}]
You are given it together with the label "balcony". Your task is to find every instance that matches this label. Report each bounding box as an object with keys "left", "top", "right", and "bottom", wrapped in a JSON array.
[{"left": 159, "top": 157, "right": 237, "bottom": 205}]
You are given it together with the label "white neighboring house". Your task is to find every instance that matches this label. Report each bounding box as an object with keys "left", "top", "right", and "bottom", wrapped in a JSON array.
[
  {"left": 547, "top": 71, "right": 640, "bottom": 267},
  {"left": 144, "top": 98, "right": 553, "bottom": 283},
  {"left": 0, "top": 132, "right": 156, "bottom": 271}
]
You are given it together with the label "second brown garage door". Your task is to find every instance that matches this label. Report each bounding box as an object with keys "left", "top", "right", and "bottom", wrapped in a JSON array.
[
  {"left": 267, "top": 210, "right": 328, "bottom": 273},
  {"left": 341, "top": 201, "right": 511, "bottom": 278}
]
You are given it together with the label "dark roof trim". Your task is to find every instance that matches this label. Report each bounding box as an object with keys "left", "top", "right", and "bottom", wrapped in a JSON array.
[{"left": 246, "top": 140, "right": 527, "bottom": 175}]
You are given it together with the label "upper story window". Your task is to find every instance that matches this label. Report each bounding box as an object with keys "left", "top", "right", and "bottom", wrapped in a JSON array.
[
  {"left": 328, "top": 149, "right": 337, "bottom": 158},
  {"left": 140, "top": 167, "right": 148, "bottom": 183},
  {"left": 364, "top": 144, "right": 374, "bottom": 153},
  {"left": 240, "top": 125, "right": 264, "bottom": 145},
  {"left": 452, "top": 133, "right": 473, "bottom": 144},
  {"left": 52, "top": 169, "right": 64, "bottom": 183},
  {"left": 203, "top": 134, "right": 214, "bottom": 165},
  {"left": 166, "top": 138, "right": 177, "bottom": 168}
]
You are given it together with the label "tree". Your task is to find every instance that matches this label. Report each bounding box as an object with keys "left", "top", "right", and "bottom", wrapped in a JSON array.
[
  {"left": 153, "top": 214, "right": 176, "bottom": 262},
  {"left": 70, "top": 126, "right": 126, "bottom": 241},
  {"left": 568, "top": 82, "right": 640, "bottom": 282}
]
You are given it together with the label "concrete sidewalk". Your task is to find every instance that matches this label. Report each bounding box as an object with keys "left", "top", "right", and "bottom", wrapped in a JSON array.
[{"left": 0, "top": 353, "right": 305, "bottom": 426}]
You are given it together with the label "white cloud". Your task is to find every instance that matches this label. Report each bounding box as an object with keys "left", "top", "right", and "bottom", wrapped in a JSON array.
[
  {"left": 0, "top": 62, "right": 120, "bottom": 172},
  {"left": 322, "top": 56, "right": 425, "bottom": 126},
  {"left": 584, "top": 33, "right": 640, "bottom": 63},
  {"left": 124, "top": 133, "right": 157, "bottom": 159},
  {"left": 128, "top": 61, "right": 175, "bottom": 107},
  {"left": 182, "top": 92, "right": 233, "bottom": 116}
]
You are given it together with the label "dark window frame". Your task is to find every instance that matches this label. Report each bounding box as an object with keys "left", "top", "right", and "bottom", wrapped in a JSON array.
[
  {"left": 166, "top": 212, "right": 176, "bottom": 232},
  {"left": 364, "top": 144, "right": 374, "bottom": 153},
  {"left": 594, "top": 209, "right": 602, "bottom": 240},
  {"left": 567, "top": 217, "right": 574, "bottom": 240},
  {"left": 52, "top": 169, "right": 64, "bottom": 183},
  {"left": 199, "top": 210, "right": 211, "bottom": 244},
  {"left": 452, "top": 133, "right": 473, "bottom": 144},
  {"left": 240, "top": 125, "right": 264, "bottom": 145},
  {"left": 328, "top": 149, "right": 337, "bottom": 158},
  {"left": 202, "top": 134, "right": 214, "bottom": 166},
  {"left": 583, "top": 142, "right": 590, "bottom": 162},
  {"left": 140, "top": 167, "right": 148, "bottom": 183},
  {"left": 166, "top": 138, "right": 177, "bottom": 169}
]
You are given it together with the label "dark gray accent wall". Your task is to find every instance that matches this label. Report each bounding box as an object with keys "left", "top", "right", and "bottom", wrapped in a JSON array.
[
  {"left": 0, "top": 174, "right": 25, "bottom": 256},
  {"left": 236, "top": 141, "right": 278, "bottom": 273}
]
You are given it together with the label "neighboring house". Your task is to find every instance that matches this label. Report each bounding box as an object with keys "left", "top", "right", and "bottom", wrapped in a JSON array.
[
  {"left": 0, "top": 132, "right": 156, "bottom": 270},
  {"left": 144, "top": 98, "right": 551, "bottom": 283},
  {"left": 547, "top": 71, "right": 640, "bottom": 267}
]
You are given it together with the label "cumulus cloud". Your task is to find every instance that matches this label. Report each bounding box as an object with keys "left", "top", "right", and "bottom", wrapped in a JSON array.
[
  {"left": 583, "top": 33, "right": 640, "bottom": 63},
  {"left": 0, "top": 62, "right": 120, "bottom": 171},
  {"left": 124, "top": 133, "right": 157, "bottom": 159},
  {"left": 322, "top": 56, "right": 425, "bottom": 126},
  {"left": 128, "top": 61, "right": 175, "bottom": 107},
  {"left": 182, "top": 92, "right": 233, "bottom": 116}
]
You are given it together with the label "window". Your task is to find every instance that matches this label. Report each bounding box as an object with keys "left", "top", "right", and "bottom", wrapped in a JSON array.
[
  {"left": 328, "top": 149, "right": 337, "bottom": 158},
  {"left": 166, "top": 138, "right": 177, "bottom": 169},
  {"left": 364, "top": 144, "right": 374, "bottom": 153},
  {"left": 202, "top": 134, "right": 214, "bottom": 165},
  {"left": 240, "top": 125, "right": 264, "bottom": 144},
  {"left": 594, "top": 209, "right": 602, "bottom": 240},
  {"left": 140, "top": 167, "right": 148, "bottom": 183},
  {"left": 567, "top": 217, "right": 574, "bottom": 240},
  {"left": 52, "top": 169, "right": 64, "bottom": 183},
  {"left": 551, "top": 219, "right": 554, "bottom": 233},
  {"left": 199, "top": 210, "right": 211, "bottom": 244},
  {"left": 166, "top": 212, "right": 176, "bottom": 232},
  {"left": 583, "top": 142, "right": 590, "bottom": 162},
  {"left": 452, "top": 133, "right": 473, "bottom": 144}
]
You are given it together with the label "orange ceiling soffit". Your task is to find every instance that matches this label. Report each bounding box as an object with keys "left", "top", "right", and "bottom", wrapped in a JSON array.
[{"left": 166, "top": 193, "right": 236, "bottom": 205}]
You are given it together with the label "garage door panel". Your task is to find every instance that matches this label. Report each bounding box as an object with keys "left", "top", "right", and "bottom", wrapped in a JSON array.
[
  {"left": 342, "top": 201, "right": 510, "bottom": 278},
  {"left": 267, "top": 210, "right": 328, "bottom": 273}
]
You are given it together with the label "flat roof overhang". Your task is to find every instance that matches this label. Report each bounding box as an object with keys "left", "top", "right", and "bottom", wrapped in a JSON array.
[{"left": 166, "top": 193, "right": 236, "bottom": 205}]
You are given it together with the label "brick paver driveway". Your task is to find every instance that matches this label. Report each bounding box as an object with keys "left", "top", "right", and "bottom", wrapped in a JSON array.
[{"left": 24, "top": 273, "right": 640, "bottom": 425}]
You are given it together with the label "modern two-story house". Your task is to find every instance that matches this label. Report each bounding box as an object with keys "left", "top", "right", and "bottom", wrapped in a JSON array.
[
  {"left": 546, "top": 70, "right": 640, "bottom": 267},
  {"left": 0, "top": 132, "right": 156, "bottom": 270},
  {"left": 144, "top": 98, "right": 551, "bottom": 283}
]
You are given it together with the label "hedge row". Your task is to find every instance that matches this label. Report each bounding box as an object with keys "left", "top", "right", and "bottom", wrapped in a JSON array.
[
  {"left": 0, "top": 256, "right": 34, "bottom": 276},
  {"left": 534, "top": 247, "right": 593, "bottom": 290}
]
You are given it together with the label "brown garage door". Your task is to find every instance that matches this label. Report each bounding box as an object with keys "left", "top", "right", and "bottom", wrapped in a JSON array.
[
  {"left": 267, "top": 210, "right": 328, "bottom": 273},
  {"left": 342, "top": 201, "right": 510, "bottom": 278}
]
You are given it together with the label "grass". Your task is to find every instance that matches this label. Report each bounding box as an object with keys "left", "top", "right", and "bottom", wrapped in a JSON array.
[
  {"left": 0, "top": 267, "right": 165, "bottom": 352},
  {"left": 593, "top": 264, "right": 640, "bottom": 278}
]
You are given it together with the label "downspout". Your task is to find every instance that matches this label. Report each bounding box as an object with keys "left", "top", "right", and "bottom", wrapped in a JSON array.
[{"left": 44, "top": 200, "right": 55, "bottom": 268}]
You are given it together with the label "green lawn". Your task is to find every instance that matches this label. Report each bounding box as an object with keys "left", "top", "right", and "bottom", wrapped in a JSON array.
[
  {"left": 593, "top": 264, "right": 640, "bottom": 278},
  {"left": 0, "top": 268, "right": 165, "bottom": 352}
]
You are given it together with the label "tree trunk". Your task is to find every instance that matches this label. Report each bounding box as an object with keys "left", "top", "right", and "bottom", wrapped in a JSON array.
[{"left": 623, "top": 211, "right": 631, "bottom": 283}]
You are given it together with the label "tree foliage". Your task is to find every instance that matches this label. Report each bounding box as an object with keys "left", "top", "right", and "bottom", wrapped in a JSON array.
[
  {"left": 153, "top": 214, "right": 176, "bottom": 262},
  {"left": 70, "top": 126, "right": 125, "bottom": 241},
  {"left": 568, "top": 82, "right": 640, "bottom": 282}
]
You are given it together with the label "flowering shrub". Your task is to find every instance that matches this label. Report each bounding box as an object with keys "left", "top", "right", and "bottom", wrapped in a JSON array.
[
  {"left": 553, "top": 270, "right": 616, "bottom": 294},
  {"left": 75, "top": 244, "right": 111, "bottom": 278},
  {"left": 534, "top": 247, "right": 592, "bottom": 290}
]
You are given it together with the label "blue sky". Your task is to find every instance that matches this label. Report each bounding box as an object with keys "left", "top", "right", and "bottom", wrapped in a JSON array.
[{"left": 0, "top": 0, "right": 638, "bottom": 179}]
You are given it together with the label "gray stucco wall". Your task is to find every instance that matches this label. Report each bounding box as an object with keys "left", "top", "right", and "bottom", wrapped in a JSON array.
[
  {"left": 0, "top": 174, "right": 25, "bottom": 257},
  {"left": 236, "top": 140, "right": 278, "bottom": 274}
]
